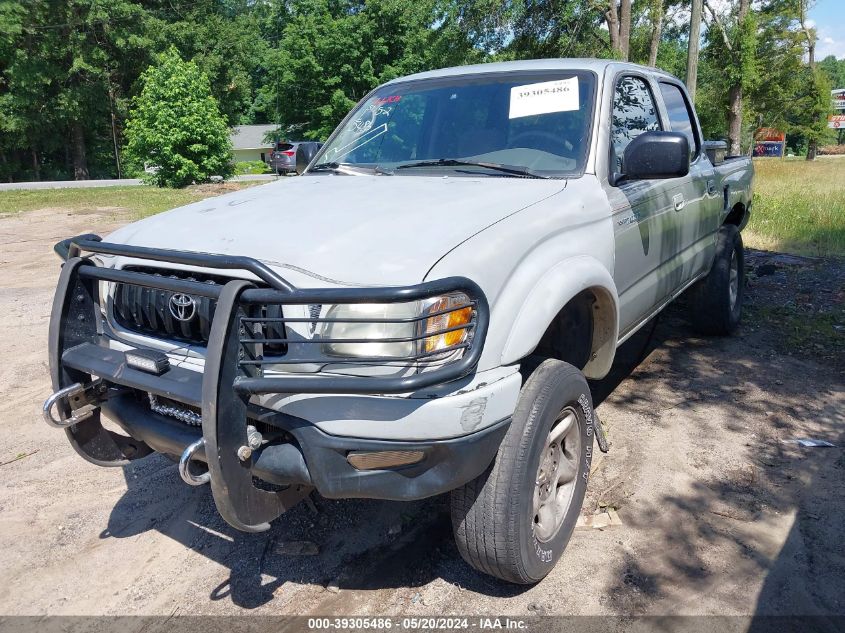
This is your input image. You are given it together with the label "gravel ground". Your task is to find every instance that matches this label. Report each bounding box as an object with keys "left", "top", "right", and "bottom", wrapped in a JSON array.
[{"left": 0, "top": 207, "right": 842, "bottom": 619}]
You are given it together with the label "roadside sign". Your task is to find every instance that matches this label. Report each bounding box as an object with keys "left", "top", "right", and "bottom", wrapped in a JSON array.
[
  {"left": 833, "top": 89, "right": 845, "bottom": 111},
  {"left": 754, "top": 128, "right": 786, "bottom": 157},
  {"left": 829, "top": 114, "right": 845, "bottom": 129}
]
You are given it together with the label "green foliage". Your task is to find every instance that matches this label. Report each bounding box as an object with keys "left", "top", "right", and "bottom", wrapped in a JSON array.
[
  {"left": 124, "top": 48, "right": 233, "bottom": 188},
  {"left": 256, "top": 0, "right": 480, "bottom": 139},
  {"left": 154, "top": 1, "right": 269, "bottom": 125},
  {"left": 818, "top": 55, "right": 845, "bottom": 89},
  {"left": 747, "top": 158, "right": 845, "bottom": 257},
  {"left": 0, "top": 0, "right": 838, "bottom": 182},
  {"left": 234, "top": 160, "right": 272, "bottom": 175},
  {"left": 0, "top": 0, "right": 155, "bottom": 181}
]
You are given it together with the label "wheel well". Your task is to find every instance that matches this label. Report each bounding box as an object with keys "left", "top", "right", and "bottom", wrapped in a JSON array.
[
  {"left": 724, "top": 202, "right": 747, "bottom": 227},
  {"left": 531, "top": 287, "right": 617, "bottom": 379}
]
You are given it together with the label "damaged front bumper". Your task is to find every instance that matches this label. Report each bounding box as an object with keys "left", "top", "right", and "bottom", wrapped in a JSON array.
[{"left": 46, "top": 236, "right": 509, "bottom": 532}]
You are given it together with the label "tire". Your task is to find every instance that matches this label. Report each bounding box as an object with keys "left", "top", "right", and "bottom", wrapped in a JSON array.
[
  {"left": 688, "top": 224, "right": 744, "bottom": 335},
  {"left": 450, "top": 359, "right": 594, "bottom": 584}
]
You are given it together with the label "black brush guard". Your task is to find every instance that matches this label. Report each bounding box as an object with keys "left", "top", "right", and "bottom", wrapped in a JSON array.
[{"left": 48, "top": 236, "right": 490, "bottom": 532}]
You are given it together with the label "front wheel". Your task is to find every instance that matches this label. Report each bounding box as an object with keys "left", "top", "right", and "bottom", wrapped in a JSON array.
[{"left": 450, "top": 359, "right": 594, "bottom": 584}]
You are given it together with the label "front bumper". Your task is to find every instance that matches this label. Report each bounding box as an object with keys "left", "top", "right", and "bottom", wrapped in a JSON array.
[{"left": 47, "top": 236, "right": 501, "bottom": 532}]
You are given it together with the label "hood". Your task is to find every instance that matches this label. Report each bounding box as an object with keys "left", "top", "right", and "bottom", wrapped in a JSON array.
[{"left": 106, "top": 175, "right": 566, "bottom": 286}]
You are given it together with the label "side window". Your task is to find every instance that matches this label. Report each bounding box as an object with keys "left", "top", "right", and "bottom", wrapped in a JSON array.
[
  {"left": 611, "top": 76, "right": 661, "bottom": 172},
  {"left": 658, "top": 82, "right": 700, "bottom": 160}
]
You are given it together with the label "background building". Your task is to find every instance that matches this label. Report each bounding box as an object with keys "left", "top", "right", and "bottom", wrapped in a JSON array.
[{"left": 230, "top": 125, "right": 278, "bottom": 163}]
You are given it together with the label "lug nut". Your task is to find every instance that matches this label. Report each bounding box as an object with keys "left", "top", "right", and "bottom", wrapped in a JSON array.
[{"left": 237, "top": 446, "right": 252, "bottom": 461}]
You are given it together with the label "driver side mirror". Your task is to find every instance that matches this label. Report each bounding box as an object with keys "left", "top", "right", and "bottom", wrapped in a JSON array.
[
  {"left": 296, "top": 142, "right": 321, "bottom": 175},
  {"left": 616, "top": 131, "right": 689, "bottom": 184}
]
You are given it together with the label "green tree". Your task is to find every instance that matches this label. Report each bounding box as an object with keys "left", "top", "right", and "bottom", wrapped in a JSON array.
[
  {"left": 257, "top": 0, "right": 478, "bottom": 139},
  {"left": 124, "top": 47, "right": 233, "bottom": 188},
  {"left": 0, "top": 0, "right": 154, "bottom": 181},
  {"left": 701, "top": 0, "right": 757, "bottom": 154},
  {"left": 818, "top": 55, "right": 845, "bottom": 89},
  {"left": 154, "top": 0, "right": 269, "bottom": 125}
]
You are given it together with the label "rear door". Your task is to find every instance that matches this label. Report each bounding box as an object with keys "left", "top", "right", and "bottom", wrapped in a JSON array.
[{"left": 656, "top": 80, "right": 722, "bottom": 283}]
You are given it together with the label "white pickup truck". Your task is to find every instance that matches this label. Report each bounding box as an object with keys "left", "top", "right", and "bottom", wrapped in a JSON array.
[{"left": 45, "top": 59, "right": 752, "bottom": 584}]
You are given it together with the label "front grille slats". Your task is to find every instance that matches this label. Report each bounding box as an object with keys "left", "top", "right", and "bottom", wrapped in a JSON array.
[
  {"left": 113, "top": 267, "right": 289, "bottom": 352},
  {"left": 198, "top": 292, "right": 213, "bottom": 342}
]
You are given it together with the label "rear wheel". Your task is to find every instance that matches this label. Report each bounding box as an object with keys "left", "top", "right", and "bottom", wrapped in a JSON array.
[
  {"left": 688, "top": 224, "right": 744, "bottom": 335},
  {"left": 450, "top": 359, "right": 593, "bottom": 584}
]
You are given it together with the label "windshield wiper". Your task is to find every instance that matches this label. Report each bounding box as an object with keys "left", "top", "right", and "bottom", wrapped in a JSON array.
[
  {"left": 309, "top": 162, "right": 390, "bottom": 175},
  {"left": 309, "top": 162, "right": 344, "bottom": 172},
  {"left": 395, "top": 159, "right": 550, "bottom": 179}
]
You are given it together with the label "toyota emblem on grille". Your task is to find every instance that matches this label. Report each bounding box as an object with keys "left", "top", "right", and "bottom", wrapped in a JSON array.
[{"left": 169, "top": 293, "right": 197, "bottom": 322}]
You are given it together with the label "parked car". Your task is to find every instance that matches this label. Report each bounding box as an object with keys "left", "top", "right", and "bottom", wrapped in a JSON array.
[
  {"left": 45, "top": 59, "right": 753, "bottom": 584},
  {"left": 267, "top": 140, "right": 322, "bottom": 174}
]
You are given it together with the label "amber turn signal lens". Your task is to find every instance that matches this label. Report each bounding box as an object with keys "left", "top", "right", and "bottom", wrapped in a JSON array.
[{"left": 423, "top": 295, "right": 473, "bottom": 353}]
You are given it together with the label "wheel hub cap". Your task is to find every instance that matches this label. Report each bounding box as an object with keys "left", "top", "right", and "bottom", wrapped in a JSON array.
[
  {"left": 729, "top": 250, "right": 739, "bottom": 310},
  {"left": 533, "top": 407, "right": 582, "bottom": 542}
]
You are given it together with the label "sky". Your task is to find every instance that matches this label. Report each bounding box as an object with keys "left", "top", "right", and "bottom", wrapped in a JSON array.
[{"left": 809, "top": 0, "right": 845, "bottom": 60}]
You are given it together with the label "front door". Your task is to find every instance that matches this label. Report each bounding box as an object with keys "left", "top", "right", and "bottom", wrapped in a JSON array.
[{"left": 607, "top": 74, "right": 686, "bottom": 337}]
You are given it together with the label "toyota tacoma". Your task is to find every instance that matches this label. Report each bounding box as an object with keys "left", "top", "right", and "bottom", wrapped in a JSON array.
[{"left": 44, "top": 59, "right": 753, "bottom": 584}]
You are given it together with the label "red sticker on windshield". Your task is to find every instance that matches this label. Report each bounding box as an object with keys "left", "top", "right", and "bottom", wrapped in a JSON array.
[{"left": 374, "top": 95, "right": 402, "bottom": 104}]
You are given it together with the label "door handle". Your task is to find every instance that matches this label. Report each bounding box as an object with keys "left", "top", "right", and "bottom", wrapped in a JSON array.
[
  {"left": 673, "top": 193, "right": 685, "bottom": 211},
  {"left": 707, "top": 179, "right": 717, "bottom": 195}
]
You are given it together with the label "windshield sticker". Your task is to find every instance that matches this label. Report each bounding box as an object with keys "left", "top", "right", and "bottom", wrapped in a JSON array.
[
  {"left": 325, "top": 98, "right": 395, "bottom": 162},
  {"left": 509, "top": 77, "right": 579, "bottom": 119},
  {"left": 350, "top": 102, "right": 393, "bottom": 135},
  {"left": 326, "top": 123, "right": 388, "bottom": 162}
]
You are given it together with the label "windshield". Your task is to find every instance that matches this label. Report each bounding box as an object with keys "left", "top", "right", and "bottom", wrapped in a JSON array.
[{"left": 311, "top": 71, "right": 596, "bottom": 178}]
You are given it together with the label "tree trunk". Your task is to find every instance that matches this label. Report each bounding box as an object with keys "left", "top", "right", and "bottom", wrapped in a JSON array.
[
  {"left": 686, "top": 0, "right": 702, "bottom": 101},
  {"left": 728, "top": 84, "right": 743, "bottom": 156},
  {"left": 799, "top": 0, "right": 817, "bottom": 160},
  {"left": 732, "top": 0, "right": 751, "bottom": 155},
  {"left": 108, "top": 84, "right": 122, "bottom": 179},
  {"left": 31, "top": 148, "right": 41, "bottom": 181},
  {"left": 606, "top": 2, "right": 620, "bottom": 56},
  {"left": 648, "top": 0, "right": 663, "bottom": 67},
  {"left": 619, "top": 0, "right": 631, "bottom": 61},
  {"left": 70, "top": 121, "right": 89, "bottom": 180}
]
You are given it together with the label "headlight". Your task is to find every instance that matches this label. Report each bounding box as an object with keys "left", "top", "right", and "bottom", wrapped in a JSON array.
[
  {"left": 320, "top": 293, "right": 474, "bottom": 361},
  {"left": 321, "top": 302, "right": 419, "bottom": 358}
]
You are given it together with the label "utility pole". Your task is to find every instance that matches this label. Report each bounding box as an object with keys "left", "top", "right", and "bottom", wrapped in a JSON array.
[{"left": 686, "top": 0, "right": 703, "bottom": 102}]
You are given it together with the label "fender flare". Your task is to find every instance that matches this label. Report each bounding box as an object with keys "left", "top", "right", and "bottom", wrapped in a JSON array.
[{"left": 498, "top": 256, "right": 619, "bottom": 379}]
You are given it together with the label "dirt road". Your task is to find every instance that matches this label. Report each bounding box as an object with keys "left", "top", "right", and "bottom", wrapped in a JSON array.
[{"left": 0, "top": 205, "right": 842, "bottom": 618}]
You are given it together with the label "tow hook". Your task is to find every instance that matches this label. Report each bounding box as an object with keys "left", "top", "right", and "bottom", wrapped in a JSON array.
[
  {"left": 42, "top": 379, "right": 106, "bottom": 429},
  {"left": 179, "top": 438, "right": 210, "bottom": 486}
]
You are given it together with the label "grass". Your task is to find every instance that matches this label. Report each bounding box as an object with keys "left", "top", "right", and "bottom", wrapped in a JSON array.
[
  {"left": 747, "top": 157, "right": 845, "bottom": 257},
  {"left": 0, "top": 182, "right": 258, "bottom": 220},
  {"left": 746, "top": 304, "right": 844, "bottom": 360}
]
